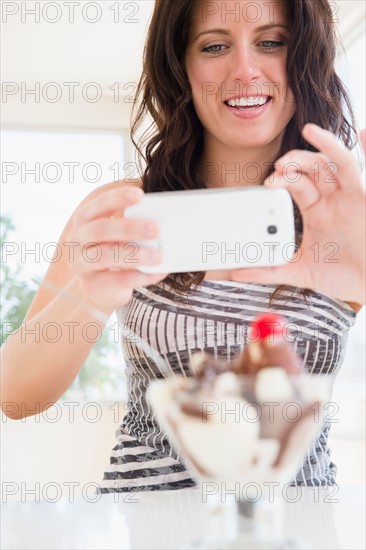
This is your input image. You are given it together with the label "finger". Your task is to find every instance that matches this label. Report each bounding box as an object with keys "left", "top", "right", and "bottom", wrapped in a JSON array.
[
  {"left": 274, "top": 150, "right": 339, "bottom": 196},
  {"left": 265, "top": 172, "right": 321, "bottom": 211},
  {"left": 75, "top": 243, "right": 163, "bottom": 274},
  {"left": 360, "top": 129, "right": 366, "bottom": 157},
  {"left": 301, "top": 124, "right": 360, "bottom": 192},
  {"left": 77, "top": 218, "right": 159, "bottom": 248},
  {"left": 75, "top": 186, "right": 143, "bottom": 225}
]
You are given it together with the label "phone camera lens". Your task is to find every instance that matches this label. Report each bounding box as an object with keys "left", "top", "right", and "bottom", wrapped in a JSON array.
[{"left": 267, "top": 225, "right": 277, "bottom": 234}]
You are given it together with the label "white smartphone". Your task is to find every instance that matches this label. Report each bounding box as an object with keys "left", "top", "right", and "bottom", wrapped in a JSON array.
[{"left": 124, "top": 186, "right": 296, "bottom": 273}]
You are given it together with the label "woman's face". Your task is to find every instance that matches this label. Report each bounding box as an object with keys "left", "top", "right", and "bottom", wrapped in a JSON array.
[{"left": 185, "top": 0, "right": 295, "bottom": 152}]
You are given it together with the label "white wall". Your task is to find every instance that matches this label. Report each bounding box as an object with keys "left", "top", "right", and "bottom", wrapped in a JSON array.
[{"left": 1, "top": 402, "right": 126, "bottom": 502}]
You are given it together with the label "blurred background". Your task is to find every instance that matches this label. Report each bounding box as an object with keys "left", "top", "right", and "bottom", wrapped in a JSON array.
[{"left": 1, "top": 1, "right": 365, "bottom": 499}]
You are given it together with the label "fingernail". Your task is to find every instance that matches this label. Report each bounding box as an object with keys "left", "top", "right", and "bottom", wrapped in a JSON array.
[
  {"left": 125, "top": 188, "right": 142, "bottom": 201},
  {"left": 265, "top": 174, "right": 282, "bottom": 187},
  {"left": 304, "top": 123, "right": 323, "bottom": 132}
]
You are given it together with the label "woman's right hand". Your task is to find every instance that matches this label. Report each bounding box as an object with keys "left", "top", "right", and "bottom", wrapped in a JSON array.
[{"left": 66, "top": 184, "right": 168, "bottom": 315}]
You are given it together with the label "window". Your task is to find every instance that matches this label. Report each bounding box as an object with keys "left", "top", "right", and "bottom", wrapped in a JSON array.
[
  {"left": 340, "top": 32, "right": 366, "bottom": 129},
  {"left": 1, "top": 129, "right": 128, "bottom": 401}
]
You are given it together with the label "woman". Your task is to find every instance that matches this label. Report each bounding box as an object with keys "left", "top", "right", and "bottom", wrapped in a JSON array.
[{"left": 1, "top": 0, "right": 365, "bottom": 493}]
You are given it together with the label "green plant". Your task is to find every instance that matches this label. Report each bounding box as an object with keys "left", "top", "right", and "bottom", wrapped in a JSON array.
[{"left": 1, "top": 215, "right": 124, "bottom": 400}]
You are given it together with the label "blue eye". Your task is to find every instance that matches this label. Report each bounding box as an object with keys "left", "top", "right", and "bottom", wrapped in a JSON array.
[
  {"left": 201, "top": 44, "right": 225, "bottom": 54},
  {"left": 201, "top": 41, "right": 285, "bottom": 55},
  {"left": 260, "top": 41, "right": 284, "bottom": 50}
]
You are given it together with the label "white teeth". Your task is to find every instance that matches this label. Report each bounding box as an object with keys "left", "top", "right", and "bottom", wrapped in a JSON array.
[{"left": 227, "top": 96, "right": 268, "bottom": 107}]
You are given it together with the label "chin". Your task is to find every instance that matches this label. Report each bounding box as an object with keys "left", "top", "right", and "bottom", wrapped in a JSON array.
[{"left": 225, "top": 134, "right": 276, "bottom": 149}]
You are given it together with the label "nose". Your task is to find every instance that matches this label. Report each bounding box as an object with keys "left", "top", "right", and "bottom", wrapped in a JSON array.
[{"left": 228, "top": 43, "right": 262, "bottom": 85}]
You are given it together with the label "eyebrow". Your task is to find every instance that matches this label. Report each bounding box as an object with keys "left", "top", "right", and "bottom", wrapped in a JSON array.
[{"left": 193, "top": 24, "right": 289, "bottom": 42}]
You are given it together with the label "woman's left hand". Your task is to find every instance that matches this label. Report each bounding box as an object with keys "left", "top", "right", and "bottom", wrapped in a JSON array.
[{"left": 231, "top": 123, "right": 366, "bottom": 307}]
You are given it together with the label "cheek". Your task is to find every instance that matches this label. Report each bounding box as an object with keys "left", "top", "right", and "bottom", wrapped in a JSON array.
[
  {"left": 189, "top": 72, "right": 203, "bottom": 101},
  {"left": 190, "top": 72, "right": 209, "bottom": 104},
  {"left": 282, "top": 88, "right": 296, "bottom": 117},
  {"left": 275, "top": 62, "right": 296, "bottom": 113},
  {"left": 187, "top": 57, "right": 224, "bottom": 103}
]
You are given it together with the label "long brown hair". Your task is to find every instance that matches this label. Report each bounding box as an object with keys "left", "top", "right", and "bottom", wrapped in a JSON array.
[{"left": 131, "top": 0, "right": 357, "bottom": 305}]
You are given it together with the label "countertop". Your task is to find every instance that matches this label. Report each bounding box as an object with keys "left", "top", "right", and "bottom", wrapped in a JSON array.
[{"left": 1, "top": 485, "right": 365, "bottom": 549}]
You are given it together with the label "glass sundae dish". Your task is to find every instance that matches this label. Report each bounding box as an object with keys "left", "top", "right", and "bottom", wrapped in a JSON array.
[{"left": 147, "top": 314, "right": 330, "bottom": 550}]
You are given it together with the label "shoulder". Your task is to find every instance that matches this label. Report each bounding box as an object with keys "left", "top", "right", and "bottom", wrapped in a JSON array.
[{"left": 345, "top": 301, "right": 363, "bottom": 314}]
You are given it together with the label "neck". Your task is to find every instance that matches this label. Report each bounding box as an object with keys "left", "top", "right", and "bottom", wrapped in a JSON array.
[{"left": 199, "top": 136, "right": 282, "bottom": 188}]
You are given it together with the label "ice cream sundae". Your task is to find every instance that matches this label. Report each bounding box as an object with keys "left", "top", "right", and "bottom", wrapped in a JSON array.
[{"left": 147, "top": 313, "right": 329, "bottom": 549}]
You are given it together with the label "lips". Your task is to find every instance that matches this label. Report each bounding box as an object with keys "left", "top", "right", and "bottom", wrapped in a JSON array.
[
  {"left": 224, "top": 96, "right": 272, "bottom": 109},
  {"left": 223, "top": 96, "right": 273, "bottom": 119}
]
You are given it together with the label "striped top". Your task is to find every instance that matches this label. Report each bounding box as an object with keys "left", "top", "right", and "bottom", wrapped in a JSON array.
[{"left": 98, "top": 279, "right": 356, "bottom": 493}]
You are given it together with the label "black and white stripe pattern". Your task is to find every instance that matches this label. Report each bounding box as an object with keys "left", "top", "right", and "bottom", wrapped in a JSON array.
[{"left": 98, "top": 280, "right": 356, "bottom": 493}]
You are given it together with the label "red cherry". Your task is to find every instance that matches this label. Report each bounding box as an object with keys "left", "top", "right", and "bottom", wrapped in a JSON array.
[{"left": 250, "top": 313, "right": 286, "bottom": 340}]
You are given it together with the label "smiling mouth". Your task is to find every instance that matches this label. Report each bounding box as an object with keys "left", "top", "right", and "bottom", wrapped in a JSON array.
[{"left": 224, "top": 96, "right": 272, "bottom": 110}]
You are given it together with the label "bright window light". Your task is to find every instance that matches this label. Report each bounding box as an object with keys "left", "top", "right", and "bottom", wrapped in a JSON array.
[
  {"left": 1, "top": 129, "right": 127, "bottom": 401},
  {"left": 1, "top": 129, "right": 124, "bottom": 276}
]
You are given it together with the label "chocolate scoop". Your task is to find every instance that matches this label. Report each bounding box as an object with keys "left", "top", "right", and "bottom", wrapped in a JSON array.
[
  {"left": 232, "top": 313, "right": 302, "bottom": 376},
  {"left": 191, "top": 352, "right": 231, "bottom": 381}
]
